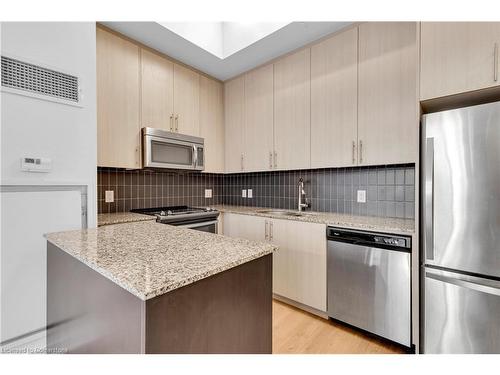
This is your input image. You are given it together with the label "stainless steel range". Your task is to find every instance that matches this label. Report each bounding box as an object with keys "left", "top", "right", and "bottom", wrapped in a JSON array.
[{"left": 131, "top": 206, "right": 219, "bottom": 233}]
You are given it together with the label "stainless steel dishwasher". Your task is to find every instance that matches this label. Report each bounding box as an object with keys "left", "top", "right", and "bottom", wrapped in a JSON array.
[{"left": 327, "top": 227, "right": 411, "bottom": 347}]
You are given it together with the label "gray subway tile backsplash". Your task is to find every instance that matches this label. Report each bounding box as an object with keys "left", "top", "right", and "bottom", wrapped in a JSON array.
[{"left": 98, "top": 164, "right": 416, "bottom": 219}]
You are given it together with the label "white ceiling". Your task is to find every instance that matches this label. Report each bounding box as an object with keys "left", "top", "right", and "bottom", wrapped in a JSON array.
[{"left": 100, "top": 22, "right": 352, "bottom": 81}]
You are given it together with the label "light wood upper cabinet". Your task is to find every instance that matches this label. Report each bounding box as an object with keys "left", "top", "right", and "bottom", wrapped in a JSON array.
[
  {"left": 173, "top": 63, "right": 200, "bottom": 136},
  {"left": 244, "top": 64, "right": 274, "bottom": 172},
  {"left": 140, "top": 49, "right": 174, "bottom": 131},
  {"left": 358, "top": 22, "right": 418, "bottom": 166},
  {"left": 97, "top": 28, "right": 141, "bottom": 169},
  {"left": 200, "top": 75, "right": 224, "bottom": 173},
  {"left": 274, "top": 48, "right": 311, "bottom": 170},
  {"left": 311, "top": 27, "right": 358, "bottom": 168},
  {"left": 420, "top": 22, "right": 500, "bottom": 100},
  {"left": 224, "top": 76, "right": 245, "bottom": 173}
]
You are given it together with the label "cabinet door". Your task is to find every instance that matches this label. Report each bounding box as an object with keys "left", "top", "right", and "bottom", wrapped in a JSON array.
[
  {"left": 271, "top": 219, "right": 327, "bottom": 312},
  {"left": 421, "top": 22, "right": 500, "bottom": 100},
  {"left": 274, "top": 49, "right": 311, "bottom": 170},
  {"left": 200, "top": 76, "right": 224, "bottom": 173},
  {"left": 97, "top": 27, "right": 141, "bottom": 169},
  {"left": 222, "top": 213, "right": 266, "bottom": 242},
  {"left": 311, "top": 27, "right": 358, "bottom": 168},
  {"left": 224, "top": 76, "right": 245, "bottom": 173},
  {"left": 358, "top": 22, "right": 418, "bottom": 166},
  {"left": 173, "top": 63, "right": 200, "bottom": 136},
  {"left": 244, "top": 64, "right": 274, "bottom": 172},
  {"left": 140, "top": 49, "right": 174, "bottom": 132}
]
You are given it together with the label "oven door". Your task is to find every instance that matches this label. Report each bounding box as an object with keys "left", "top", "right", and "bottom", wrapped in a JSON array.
[
  {"left": 143, "top": 134, "right": 196, "bottom": 170},
  {"left": 178, "top": 220, "right": 218, "bottom": 234}
]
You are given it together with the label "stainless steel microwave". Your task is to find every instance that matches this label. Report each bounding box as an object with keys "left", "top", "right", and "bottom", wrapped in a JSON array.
[{"left": 142, "top": 127, "right": 204, "bottom": 171}]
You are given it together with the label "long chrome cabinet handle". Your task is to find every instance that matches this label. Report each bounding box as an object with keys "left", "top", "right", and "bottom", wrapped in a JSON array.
[
  {"left": 352, "top": 141, "right": 356, "bottom": 164},
  {"left": 240, "top": 154, "right": 244, "bottom": 171},
  {"left": 424, "top": 137, "right": 435, "bottom": 261},
  {"left": 170, "top": 114, "right": 173, "bottom": 131},
  {"left": 359, "top": 140, "right": 363, "bottom": 164},
  {"left": 273, "top": 151, "right": 277, "bottom": 168},
  {"left": 495, "top": 42, "right": 498, "bottom": 82},
  {"left": 265, "top": 221, "right": 269, "bottom": 240},
  {"left": 269, "top": 152, "right": 273, "bottom": 169},
  {"left": 269, "top": 221, "right": 273, "bottom": 241},
  {"left": 175, "top": 115, "right": 179, "bottom": 132}
]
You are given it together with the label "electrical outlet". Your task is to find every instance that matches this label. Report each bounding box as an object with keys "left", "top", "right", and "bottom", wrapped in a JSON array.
[
  {"left": 204, "top": 189, "right": 212, "bottom": 198},
  {"left": 357, "top": 190, "right": 366, "bottom": 203},
  {"left": 241, "top": 189, "right": 247, "bottom": 198},
  {"left": 105, "top": 190, "right": 114, "bottom": 203},
  {"left": 247, "top": 189, "right": 253, "bottom": 198}
]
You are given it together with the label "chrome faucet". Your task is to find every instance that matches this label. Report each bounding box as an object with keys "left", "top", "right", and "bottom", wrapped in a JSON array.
[{"left": 298, "top": 178, "right": 309, "bottom": 212}]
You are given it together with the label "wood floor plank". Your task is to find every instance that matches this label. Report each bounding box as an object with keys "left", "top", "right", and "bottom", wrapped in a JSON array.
[{"left": 272, "top": 300, "right": 406, "bottom": 354}]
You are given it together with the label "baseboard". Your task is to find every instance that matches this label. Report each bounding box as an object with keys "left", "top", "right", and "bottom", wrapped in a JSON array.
[{"left": 273, "top": 294, "right": 329, "bottom": 320}]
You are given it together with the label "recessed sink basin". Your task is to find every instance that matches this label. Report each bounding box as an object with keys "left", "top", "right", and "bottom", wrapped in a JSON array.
[{"left": 256, "top": 210, "right": 304, "bottom": 217}]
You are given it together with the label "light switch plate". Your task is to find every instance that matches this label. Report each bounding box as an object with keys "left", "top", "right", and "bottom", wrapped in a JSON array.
[
  {"left": 241, "top": 189, "right": 247, "bottom": 198},
  {"left": 105, "top": 190, "right": 114, "bottom": 203},
  {"left": 204, "top": 189, "right": 212, "bottom": 198},
  {"left": 357, "top": 190, "right": 366, "bottom": 203},
  {"left": 247, "top": 189, "right": 253, "bottom": 198}
]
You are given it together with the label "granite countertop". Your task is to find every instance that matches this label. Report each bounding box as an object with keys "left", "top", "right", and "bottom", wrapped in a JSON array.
[
  {"left": 213, "top": 205, "right": 415, "bottom": 235},
  {"left": 45, "top": 220, "right": 276, "bottom": 301},
  {"left": 98, "top": 212, "right": 155, "bottom": 226}
]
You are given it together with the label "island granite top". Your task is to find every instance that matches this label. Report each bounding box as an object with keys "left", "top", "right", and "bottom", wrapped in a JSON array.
[{"left": 45, "top": 220, "right": 276, "bottom": 301}]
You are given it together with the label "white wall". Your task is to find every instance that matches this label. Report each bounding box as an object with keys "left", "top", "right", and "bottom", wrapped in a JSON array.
[{"left": 0, "top": 22, "right": 97, "bottom": 345}]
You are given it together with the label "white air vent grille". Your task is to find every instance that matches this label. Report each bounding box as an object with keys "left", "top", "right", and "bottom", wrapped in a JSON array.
[{"left": 1, "top": 56, "right": 79, "bottom": 102}]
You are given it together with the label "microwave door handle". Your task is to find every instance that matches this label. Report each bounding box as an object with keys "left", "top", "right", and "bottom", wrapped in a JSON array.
[{"left": 193, "top": 144, "right": 198, "bottom": 169}]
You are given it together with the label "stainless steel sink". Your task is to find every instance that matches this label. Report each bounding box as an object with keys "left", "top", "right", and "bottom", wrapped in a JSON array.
[{"left": 256, "top": 210, "right": 304, "bottom": 217}]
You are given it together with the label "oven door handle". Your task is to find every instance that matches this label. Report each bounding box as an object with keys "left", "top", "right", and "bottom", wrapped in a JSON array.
[{"left": 178, "top": 220, "right": 218, "bottom": 229}]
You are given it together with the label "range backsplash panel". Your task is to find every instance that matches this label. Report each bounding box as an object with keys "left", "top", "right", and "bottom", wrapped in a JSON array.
[{"left": 98, "top": 164, "right": 415, "bottom": 219}]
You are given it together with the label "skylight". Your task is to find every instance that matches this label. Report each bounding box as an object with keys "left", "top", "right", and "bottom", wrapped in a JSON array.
[{"left": 159, "top": 22, "right": 290, "bottom": 59}]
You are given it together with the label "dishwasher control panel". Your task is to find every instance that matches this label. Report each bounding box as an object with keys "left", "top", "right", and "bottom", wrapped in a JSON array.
[{"left": 327, "top": 227, "right": 411, "bottom": 251}]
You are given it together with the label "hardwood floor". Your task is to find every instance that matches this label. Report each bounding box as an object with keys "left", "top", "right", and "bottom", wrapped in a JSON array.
[{"left": 272, "top": 300, "right": 406, "bottom": 354}]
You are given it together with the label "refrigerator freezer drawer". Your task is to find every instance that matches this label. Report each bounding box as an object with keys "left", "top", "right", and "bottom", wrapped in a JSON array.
[
  {"left": 327, "top": 241, "right": 411, "bottom": 346},
  {"left": 424, "top": 268, "right": 500, "bottom": 353}
]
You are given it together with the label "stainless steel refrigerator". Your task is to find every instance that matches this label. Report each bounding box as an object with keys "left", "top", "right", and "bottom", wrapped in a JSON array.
[{"left": 421, "top": 101, "right": 500, "bottom": 354}]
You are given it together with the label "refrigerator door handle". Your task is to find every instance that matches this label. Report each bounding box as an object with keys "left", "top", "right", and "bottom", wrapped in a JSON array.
[
  {"left": 424, "top": 137, "right": 435, "bottom": 261},
  {"left": 426, "top": 269, "right": 500, "bottom": 297}
]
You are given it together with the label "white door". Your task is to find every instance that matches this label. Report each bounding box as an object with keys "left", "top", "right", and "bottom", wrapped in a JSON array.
[{"left": 1, "top": 190, "right": 82, "bottom": 346}]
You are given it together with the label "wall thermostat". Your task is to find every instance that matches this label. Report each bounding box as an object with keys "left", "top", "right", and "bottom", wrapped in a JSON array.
[{"left": 21, "top": 157, "right": 52, "bottom": 173}]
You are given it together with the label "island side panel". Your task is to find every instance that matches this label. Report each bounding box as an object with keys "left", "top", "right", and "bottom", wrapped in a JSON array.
[
  {"left": 145, "top": 254, "right": 273, "bottom": 354},
  {"left": 47, "top": 242, "right": 145, "bottom": 353}
]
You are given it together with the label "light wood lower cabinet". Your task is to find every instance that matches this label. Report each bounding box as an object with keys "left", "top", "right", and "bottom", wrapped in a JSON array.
[
  {"left": 200, "top": 76, "right": 224, "bottom": 173},
  {"left": 421, "top": 22, "right": 500, "bottom": 100},
  {"left": 97, "top": 27, "right": 141, "bottom": 169},
  {"left": 222, "top": 213, "right": 327, "bottom": 312},
  {"left": 222, "top": 213, "right": 266, "bottom": 241}
]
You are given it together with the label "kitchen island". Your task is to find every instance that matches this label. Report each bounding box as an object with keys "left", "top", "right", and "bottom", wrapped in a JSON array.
[{"left": 45, "top": 220, "right": 276, "bottom": 354}]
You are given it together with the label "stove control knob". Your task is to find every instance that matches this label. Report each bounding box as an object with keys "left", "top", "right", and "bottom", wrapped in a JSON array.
[
  {"left": 167, "top": 210, "right": 173, "bottom": 216},
  {"left": 160, "top": 210, "right": 166, "bottom": 216}
]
